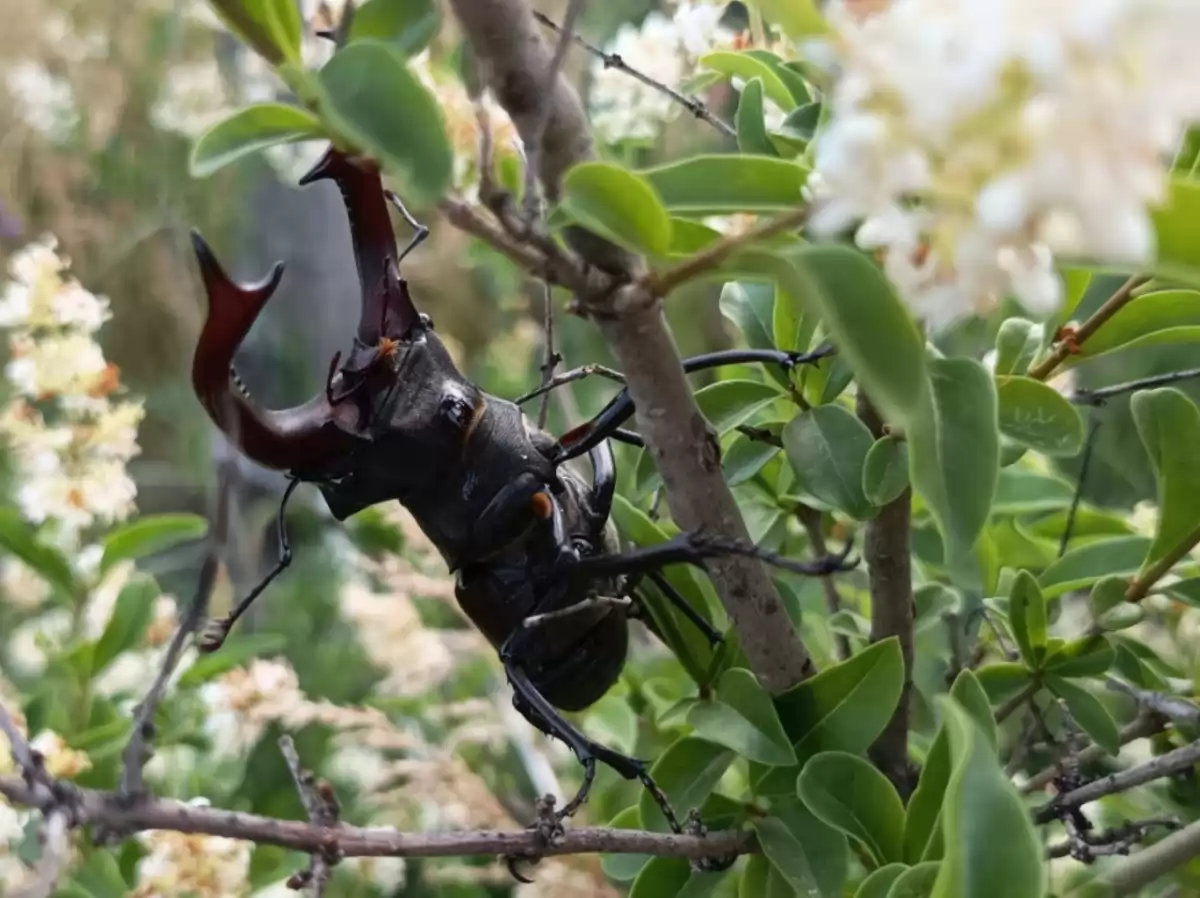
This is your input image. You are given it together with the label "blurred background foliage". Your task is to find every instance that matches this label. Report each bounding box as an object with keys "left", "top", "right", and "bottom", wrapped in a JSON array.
[{"left": 0, "top": 0, "right": 1197, "bottom": 896}]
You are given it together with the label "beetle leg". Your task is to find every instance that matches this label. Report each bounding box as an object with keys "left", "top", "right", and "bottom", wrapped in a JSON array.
[
  {"left": 550, "top": 346, "right": 836, "bottom": 464},
  {"left": 198, "top": 477, "right": 301, "bottom": 653},
  {"left": 383, "top": 190, "right": 430, "bottom": 266},
  {"left": 566, "top": 530, "right": 858, "bottom": 582},
  {"left": 503, "top": 660, "right": 682, "bottom": 831}
]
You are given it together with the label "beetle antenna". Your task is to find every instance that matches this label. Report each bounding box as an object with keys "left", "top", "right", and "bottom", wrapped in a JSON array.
[
  {"left": 384, "top": 190, "right": 430, "bottom": 265},
  {"left": 198, "top": 477, "right": 302, "bottom": 653}
]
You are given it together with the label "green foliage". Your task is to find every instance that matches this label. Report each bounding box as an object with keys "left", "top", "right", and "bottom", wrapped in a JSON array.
[
  {"left": 642, "top": 155, "right": 811, "bottom": 214},
  {"left": 189, "top": 104, "right": 326, "bottom": 177},
  {"left": 798, "top": 751, "right": 906, "bottom": 866},
  {"left": 1130, "top": 388, "right": 1200, "bottom": 574},
  {"left": 100, "top": 513, "right": 209, "bottom": 575},
  {"left": 348, "top": 0, "right": 441, "bottom": 53},
  {"left": 561, "top": 163, "right": 673, "bottom": 256}
]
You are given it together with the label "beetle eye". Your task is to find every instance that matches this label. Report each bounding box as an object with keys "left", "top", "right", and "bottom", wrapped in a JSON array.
[{"left": 440, "top": 391, "right": 473, "bottom": 430}]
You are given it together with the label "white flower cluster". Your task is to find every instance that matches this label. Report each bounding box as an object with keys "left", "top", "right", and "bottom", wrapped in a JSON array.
[
  {"left": 131, "top": 805, "right": 252, "bottom": 898},
  {"left": 198, "top": 657, "right": 310, "bottom": 760},
  {"left": 0, "top": 235, "right": 144, "bottom": 546},
  {"left": 590, "top": 1, "right": 736, "bottom": 144},
  {"left": 809, "top": 0, "right": 1200, "bottom": 330}
]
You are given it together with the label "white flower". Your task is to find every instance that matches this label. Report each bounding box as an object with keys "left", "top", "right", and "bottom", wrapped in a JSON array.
[
  {"left": 0, "top": 559, "right": 52, "bottom": 610},
  {"left": 133, "top": 811, "right": 251, "bottom": 898},
  {"left": 151, "top": 60, "right": 233, "bottom": 137},
  {"left": 199, "top": 659, "right": 308, "bottom": 759},
  {"left": 6, "top": 609, "right": 72, "bottom": 676},
  {"left": 28, "top": 730, "right": 92, "bottom": 778},
  {"left": 589, "top": 2, "right": 736, "bottom": 145},
  {"left": 810, "top": 0, "right": 1200, "bottom": 329},
  {"left": 350, "top": 855, "right": 407, "bottom": 892},
  {"left": 5, "top": 62, "right": 78, "bottom": 141}
]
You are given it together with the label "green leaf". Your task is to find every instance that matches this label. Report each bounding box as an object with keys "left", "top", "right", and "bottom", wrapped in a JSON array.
[
  {"left": 695, "top": 380, "right": 785, "bottom": 434},
  {"left": 0, "top": 507, "right": 76, "bottom": 598},
  {"left": 903, "top": 671, "right": 993, "bottom": 865},
  {"left": 642, "top": 155, "right": 809, "bottom": 215},
  {"left": 318, "top": 40, "right": 452, "bottom": 202},
  {"left": 1150, "top": 177, "right": 1200, "bottom": 286},
  {"left": 783, "top": 404, "right": 876, "bottom": 519},
  {"left": 993, "top": 319, "right": 1043, "bottom": 376},
  {"left": 992, "top": 469, "right": 1075, "bottom": 515},
  {"left": 719, "top": 281, "right": 792, "bottom": 390},
  {"left": 741, "top": 855, "right": 791, "bottom": 898},
  {"left": 560, "top": 162, "right": 672, "bottom": 257},
  {"left": 785, "top": 245, "right": 929, "bottom": 425},
  {"left": 587, "top": 693, "right": 638, "bottom": 756},
  {"left": 1095, "top": 602, "right": 1144, "bottom": 632},
  {"left": 101, "top": 513, "right": 210, "bottom": 575},
  {"left": 741, "top": 50, "right": 812, "bottom": 106},
  {"left": 758, "top": 638, "right": 903, "bottom": 795},
  {"left": 639, "top": 737, "right": 735, "bottom": 832},
  {"left": 1046, "top": 676, "right": 1120, "bottom": 755},
  {"left": 1065, "top": 290, "right": 1200, "bottom": 362},
  {"left": 974, "top": 662, "right": 1032, "bottom": 705},
  {"left": 887, "top": 863, "right": 941, "bottom": 898},
  {"left": 601, "top": 807, "right": 651, "bottom": 881},
  {"left": 1089, "top": 576, "right": 1129, "bottom": 617},
  {"left": 701, "top": 51, "right": 798, "bottom": 111},
  {"left": 1007, "top": 571, "right": 1047, "bottom": 668},
  {"left": 798, "top": 752, "right": 905, "bottom": 866},
  {"left": 863, "top": 436, "right": 910, "bottom": 507},
  {"left": 856, "top": 865, "right": 909, "bottom": 898},
  {"left": 1042, "top": 636, "right": 1115, "bottom": 679},
  {"left": 1039, "top": 536, "right": 1155, "bottom": 599},
  {"left": 612, "top": 497, "right": 721, "bottom": 685},
  {"left": 908, "top": 358, "right": 1000, "bottom": 561},
  {"left": 629, "top": 857, "right": 688, "bottom": 898},
  {"left": 723, "top": 433, "right": 781, "bottom": 487},
  {"left": 688, "top": 668, "right": 797, "bottom": 766},
  {"left": 751, "top": 817, "right": 824, "bottom": 897},
  {"left": 995, "top": 377, "right": 1084, "bottom": 457},
  {"left": 745, "top": 0, "right": 830, "bottom": 39},
  {"left": 735, "top": 79, "right": 779, "bottom": 156},
  {"left": 92, "top": 574, "right": 159, "bottom": 675},
  {"left": 914, "top": 584, "right": 960, "bottom": 632},
  {"left": 348, "top": 0, "right": 440, "bottom": 54},
  {"left": 1131, "top": 388, "right": 1200, "bottom": 576},
  {"left": 189, "top": 103, "right": 325, "bottom": 177},
  {"left": 772, "top": 799, "right": 849, "bottom": 898},
  {"left": 209, "top": 0, "right": 304, "bottom": 63},
  {"left": 772, "top": 278, "right": 810, "bottom": 352},
  {"left": 930, "top": 700, "right": 1046, "bottom": 898}
]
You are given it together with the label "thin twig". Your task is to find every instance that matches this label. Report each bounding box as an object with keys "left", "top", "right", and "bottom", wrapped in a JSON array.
[
  {"left": 0, "top": 775, "right": 755, "bottom": 860},
  {"left": 531, "top": 10, "right": 736, "bottom": 139},
  {"left": 642, "top": 206, "right": 810, "bottom": 300},
  {"left": 118, "top": 460, "right": 235, "bottom": 801},
  {"left": 524, "top": 0, "right": 587, "bottom": 221},
  {"left": 516, "top": 363, "right": 625, "bottom": 405},
  {"left": 1095, "top": 818, "right": 1200, "bottom": 896},
  {"left": 1021, "top": 714, "right": 1166, "bottom": 795},
  {"left": 1074, "top": 366, "right": 1200, "bottom": 406},
  {"left": 1125, "top": 523, "right": 1200, "bottom": 602},
  {"left": 0, "top": 701, "right": 35, "bottom": 774},
  {"left": 1046, "top": 817, "right": 1182, "bottom": 862},
  {"left": 1060, "top": 416, "right": 1101, "bottom": 558},
  {"left": 795, "top": 505, "right": 851, "bottom": 661},
  {"left": 536, "top": 282, "right": 561, "bottom": 428},
  {"left": 1027, "top": 275, "right": 1150, "bottom": 381},
  {"left": 1106, "top": 678, "right": 1200, "bottom": 725},
  {"left": 1033, "top": 738, "right": 1200, "bottom": 824},
  {"left": 995, "top": 682, "right": 1039, "bottom": 725},
  {"left": 280, "top": 736, "right": 342, "bottom": 895}
]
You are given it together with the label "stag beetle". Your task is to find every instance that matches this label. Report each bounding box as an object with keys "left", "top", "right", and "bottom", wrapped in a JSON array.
[{"left": 189, "top": 145, "right": 852, "bottom": 831}]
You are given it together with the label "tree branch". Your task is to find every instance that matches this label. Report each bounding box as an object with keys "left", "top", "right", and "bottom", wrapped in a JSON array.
[
  {"left": 0, "top": 776, "right": 754, "bottom": 861},
  {"left": 857, "top": 394, "right": 915, "bottom": 797},
  {"left": 1091, "top": 818, "right": 1200, "bottom": 896},
  {"left": 1033, "top": 738, "right": 1200, "bottom": 825},
  {"left": 1027, "top": 274, "right": 1149, "bottom": 381},
  {"left": 279, "top": 736, "right": 342, "bottom": 895},
  {"left": 446, "top": 0, "right": 820, "bottom": 691},
  {"left": 1020, "top": 713, "right": 1166, "bottom": 795}
]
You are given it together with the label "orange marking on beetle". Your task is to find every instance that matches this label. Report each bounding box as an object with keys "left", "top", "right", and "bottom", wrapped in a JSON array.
[
  {"left": 531, "top": 492, "right": 553, "bottom": 519},
  {"left": 377, "top": 337, "right": 399, "bottom": 358}
]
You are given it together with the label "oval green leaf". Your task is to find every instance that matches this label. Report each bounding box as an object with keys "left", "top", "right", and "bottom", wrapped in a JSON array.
[
  {"left": 1150, "top": 177, "right": 1200, "bottom": 286},
  {"left": 318, "top": 40, "right": 452, "bottom": 202},
  {"left": 908, "top": 358, "right": 1000, "bottom": 562},
  {"left": 642, "top": 155, "right": 809, "bottom": 215},
  {"left": 348, "top": 0, "right": 441, "bottom": 54},
  {"left": 561, "top": 162, "right": 672, "bottom": 257},
  {"left": 863, "top": 436, "right": 910, "bottom": 507},
  {"left": 856, "top": 865, "right": 909, "bottom": 898},
  {"left": 91, "top": 574, "right": 159, "bottom": 676},
  {"left": 1045, "top": 676, "right": 1120, "bottom": 755},
  {"left": 189, "top": 103, "right": 325, "bottom": 177},
  {"left": 1039, "top": 536, "right": 1156, "bottom": 599},
  {"left": 887, "top": 862, "right": 941, "bottom": 898},
  {"left": 930, "top": 700, "right": 1046, "bottom": 898},
  {"left": 993, "top": 318, "right": 1042, "bottom": 376},
  {"left": 0, "top": 507, "right": 76, "bottom": 598},
  {"left": 638, "top": 736, "right": 736, "bottom": 832},
  {"left": 744, "top": 0, "right": 830, "bottom": 39},
  {"left": 750, "top": 817, "right": 824, "bottom": 897},
  {"left": 1131, "top": 388, "right": 1200, "bottom": 576},
  {"left": 783, "top": 404, "right": 876, "bottom": 519},
  {"left": 100, "top": 513, "right": 210, "bottom": 575},
  {"left": 601, "top": 806, "right": 651, "bottom": 881},
  {"left": 695, "top": 380, "right": 786, "bottom": 434},
  {"left": 688, "top": 668, "right": 797, "bottom": 766},
  {"left": 1066, "top": 289, "right": 1200, "bottom": 362},
  {"left": 798, "top": 752, "right": 905, "bottom": 866},
  {"left": 1007, "top": 570, "right": 1047, "bottom": 668},
  {"left": 736, "top": 79, "right": 779, "bottom": 156},
  {"left": 701, "top": 51, "right": 798, "bottom": 111},
  {"left": 995, "top": 376, "right": 1084, "bottom": 457},
  {"left": 1042, "top": 636, "right": 1115, "bottom": 679}
]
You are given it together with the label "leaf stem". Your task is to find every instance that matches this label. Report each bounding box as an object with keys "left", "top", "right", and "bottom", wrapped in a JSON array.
[
  {"left": 1027, "top": 274, "right": 1149, "bottom": 381},
  {"left": 1124, "top": 522, "right": 1200, "bottom": 602}
]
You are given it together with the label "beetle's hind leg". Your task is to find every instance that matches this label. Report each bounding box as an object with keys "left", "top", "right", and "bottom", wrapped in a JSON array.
[{"left": 503, "top": 660, "right": 683, "bottom": 832}]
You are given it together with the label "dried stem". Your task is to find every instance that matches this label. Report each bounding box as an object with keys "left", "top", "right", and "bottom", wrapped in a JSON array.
[
  {"left": 1046, "top": 817, "right": 1181, "bottom": 862},
  {"left": 0, "top": 775, "right": 754, "bottom": 861},
  {"left": 1125, "top": 523, "right": 1200, "bottom": 602},
  {"left": 1092, "top": 818, "right": 1200, "bottom": 896},
  {"left": 857, "top": 394, "right": 915, "bottom": 797},
  {"left": 1020, "top": 713, "right": 1166, "bottom": 795},
  {"left": 515, "top": 362, "right": 625, "bottom": 405},
  {"left": 279, "top": 736, "right": 342, "bottom": 895},
  {"left": 1105, "top": 678, "right": 1200, "bottom": 725},
  {"left": 536, "top": 282, "right": 561, "bottom": 428},
  {"left": 1027, "top": 275, "right": 1149, "bottom": 381},
  {"left": 1074, "top": 365, "right": 1200, "bottom": 406},
  {"left": 531, "top": 10, "right": 736, "bottom": 139}
]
